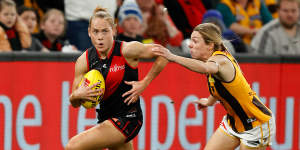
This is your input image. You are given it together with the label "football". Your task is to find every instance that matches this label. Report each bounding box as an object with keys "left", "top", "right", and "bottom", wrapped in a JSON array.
[{"left": 78, "top": 69, "right": 105, "bottom": 109}]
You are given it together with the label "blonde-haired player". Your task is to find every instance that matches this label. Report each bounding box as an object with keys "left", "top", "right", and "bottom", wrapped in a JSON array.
[
  {"left": 152, "top": 23, "right": 276, "bottom": 150},
  {"left": 66, "top": 6, "right": 168, "bottom": 150}
]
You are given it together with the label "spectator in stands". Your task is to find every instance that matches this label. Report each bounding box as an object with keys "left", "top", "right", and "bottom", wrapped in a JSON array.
[
  {"left": 18, "top": 6, "right": 48, "bottom": 52},
  {"left": 202, "top": 0, "right": 221, "bottom": 9},
  {"left": 64, "top": 0, "right": 117, "bottom": 51},
  {"left": 136, "top": 0, "right": 183, "bottom": 47},
  {"left": 162, "top": 0, "right": 206, "bottom": 39},
  {"left": 15, "top": 0, "right": 65, "bottom": 21},
  {"left": 202, "top": 10, "right": 237, "bottom": 54},
  {"left": 216, "top": 0, "right": 273, "bottom": 45},
  {"left": 114, "top": 0, "right": 124, "bottom": 21},
  {"left": 116, "top": 0, "right": 144, "bottom": 42},
  {"left": 35, "top": 9, "right": 76, "bottom": 52},
  {"left": 201, "top": 9, "right": 248, "bottom": 53},
  {"left": 0, "top": 0, "right": 31, "bottom": 52},
  {"left": 251, "top": 0, "right": 300, "bottom": 55}
]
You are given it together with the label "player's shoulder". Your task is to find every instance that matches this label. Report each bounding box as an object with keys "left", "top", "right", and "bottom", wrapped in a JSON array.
[
  {"left": 209, "top": 53, "right": 229, "bottom": 64},
  {"left": 214, "top": 53, "right": 229, "bottom": 59}
]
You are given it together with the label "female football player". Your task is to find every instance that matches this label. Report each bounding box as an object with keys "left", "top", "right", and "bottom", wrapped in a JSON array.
[
  {"left": 152, "top": 23, "right": 276, "bottom": 150},
  {"left": 66, "top": 6, "right": 168, "bottom": 150}
]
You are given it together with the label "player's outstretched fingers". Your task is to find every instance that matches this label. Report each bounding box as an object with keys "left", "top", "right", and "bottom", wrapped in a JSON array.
[
  {"left": 122, "top": 88, "right": 133, "bottom": 98},
  {"left": 122, "top": 81, "right": 135, "bottom": 97},
  {"left": 127, "top": 95, "right": 138, "bottom": 105},
  {"left": 123, "top": 91, "right": 134, "bottom": 104}
]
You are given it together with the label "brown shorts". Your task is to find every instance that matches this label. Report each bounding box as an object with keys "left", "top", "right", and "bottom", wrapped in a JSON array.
[{"left": 109, "top": 112, "right": 143, "bottom": 142}]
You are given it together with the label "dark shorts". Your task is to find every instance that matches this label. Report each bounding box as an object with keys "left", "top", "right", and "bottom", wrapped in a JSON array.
[{"left": 108, "top": 112, "right": 143, "bottom": 142}]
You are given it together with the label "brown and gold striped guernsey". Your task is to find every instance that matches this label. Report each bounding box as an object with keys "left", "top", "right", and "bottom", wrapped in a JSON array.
[{"left": 207, "top": 51, "right": 272, "bottom": 132}]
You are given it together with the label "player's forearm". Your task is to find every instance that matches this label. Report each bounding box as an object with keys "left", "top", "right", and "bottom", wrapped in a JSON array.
[
  {"left": 171, "top": 55, "right": 210, "bottom": 74},
  {"left": 142, "top": 56, "right": 168, "bottom": 85}
]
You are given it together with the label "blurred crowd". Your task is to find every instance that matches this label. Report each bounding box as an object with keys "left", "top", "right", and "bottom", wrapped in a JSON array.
[{"left": 0, "top": 0, "right": 299, "bottom": 55}]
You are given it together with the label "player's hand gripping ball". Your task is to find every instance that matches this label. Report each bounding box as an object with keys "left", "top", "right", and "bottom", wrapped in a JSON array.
[{"left": 79, "top": 69, "right": 105, "bottom": 109}]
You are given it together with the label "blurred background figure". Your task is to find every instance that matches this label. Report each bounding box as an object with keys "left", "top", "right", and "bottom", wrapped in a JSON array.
[
  {"left": 201, "top": 9, "right": 248, "bottom": 53},
  {"left": 216, "top": 0, "right": 273, "bottom": 45},
  {"left": 18, "top": 5, "right": 48, "bottom": 52},
  {"left": 15, "top": 0, "right": 65, "bottom": 29},
  {"left": 116, "top": 0, "right": 143, "bottom": 42},
  {"left": 35, "top": 8, "right": 76, "bottom": 52},
  {"left": 64, "top": 0, "right": 117, "bottom": 51},
  {"left": 263, "top": 0, "right": 278, "bottom": 18},
  {"left": 202, "top": 0, "right": 222, "bottom": 9},
  {"left": 18, "top": 6, "right": 36, "bottom": 33},
  {"left": 162, "top": 0, "right": 206, "bottom": 39},
  {"left": 136, "top": 0, "right": 183, "bottom": 48},
  {"left": 251, "top": 0, "right": 300, "bottom": 55},
  {"left": 0, "top": 0, "right": 31, "bottom": 52}
]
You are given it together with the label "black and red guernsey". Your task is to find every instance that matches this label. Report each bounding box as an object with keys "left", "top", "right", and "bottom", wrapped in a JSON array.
[{"left": 86, "top": 40, "right": 142, "bottom": 123}]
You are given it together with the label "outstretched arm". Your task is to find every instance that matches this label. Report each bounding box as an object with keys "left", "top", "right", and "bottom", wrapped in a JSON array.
[
  {"left": 122, "top": 42, "right": 169, "bottom": 105},
  {"left": 152, "top": 45, "right": 219, "bottom": 74}
]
